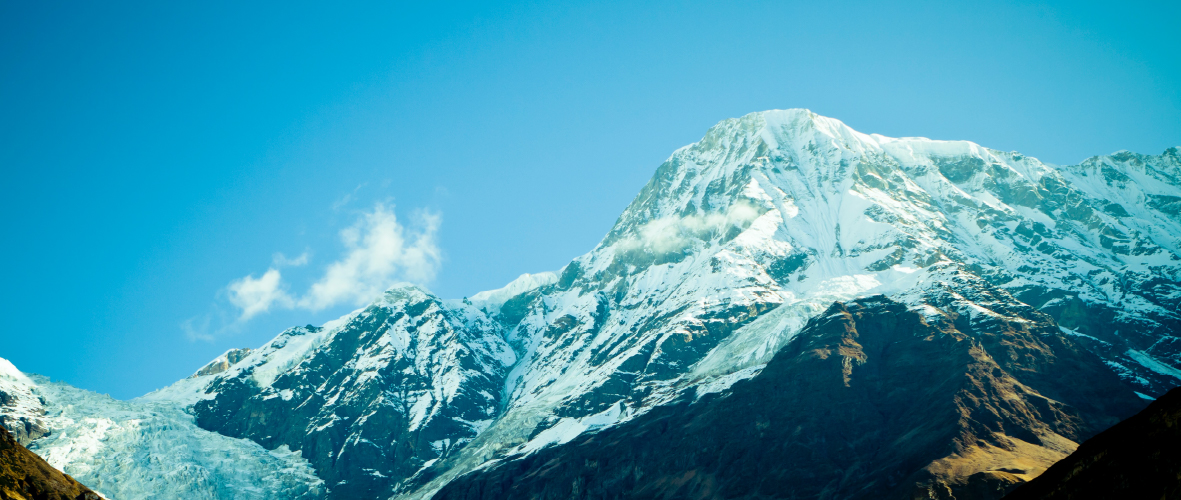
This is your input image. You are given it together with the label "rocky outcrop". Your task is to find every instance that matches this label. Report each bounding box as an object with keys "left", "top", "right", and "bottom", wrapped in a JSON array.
[
  {"left": 1004, "top": 386, "right": 1181, "bottom": 500},
  {"left": 0, "top": 361, "right": 48, "bottom": 447},
  {"left": 0, "top": 395, "right": 47, "bottom": 448},
  {"left": 434, "top": 286, "right": 1145, "bottom": 500},
  {"left": 191, "top": 348, "right": 253, "bottom": 378},
  {"left": 0, "top": 426, "right": 100, "bottom": 500}
]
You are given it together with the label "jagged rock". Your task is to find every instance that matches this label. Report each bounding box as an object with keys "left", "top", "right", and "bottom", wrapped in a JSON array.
[{"left": 191, "top": 348, "right": 253, "bottom": 378}]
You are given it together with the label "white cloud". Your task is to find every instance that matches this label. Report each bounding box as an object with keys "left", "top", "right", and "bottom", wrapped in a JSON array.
[
  {"left": 618, "top": 202, "right": 760, "bottom": 253},
  {"left": 226, "top": 268, "right": 295, "bottom": 321},
  {"left": 272, "top": 251, "right": 309, "bottom": 267},
  {"left": 300, "top": 204, "right": 441, "bottom": 310},
  {"left": 218, "top": 203, "right": 442, "bottom": 325},
  {"left": 180, "top": 315, "right": 215, "bottom": 342}
]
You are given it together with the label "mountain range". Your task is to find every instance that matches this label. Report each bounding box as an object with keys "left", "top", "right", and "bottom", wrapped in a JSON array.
[{"left": 2, "top": 109, "right": 1178, "bottom": 499}]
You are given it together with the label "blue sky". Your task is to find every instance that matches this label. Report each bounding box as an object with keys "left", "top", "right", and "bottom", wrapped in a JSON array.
[{"left": 2, "top": 0, "right": 1178, "bottom": 399}]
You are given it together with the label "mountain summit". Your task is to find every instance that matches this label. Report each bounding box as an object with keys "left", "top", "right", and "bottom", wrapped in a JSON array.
[{"left": 3, "top": 110, "right": 1179, "bottom": 499}]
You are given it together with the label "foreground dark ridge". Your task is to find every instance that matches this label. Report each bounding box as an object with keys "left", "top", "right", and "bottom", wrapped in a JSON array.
[
  {"left": 1004, "top": 386, "right": 1181, "bottom": 499},
  {"left": 0, "top": 426, "right": 99, "bottom": 500}
]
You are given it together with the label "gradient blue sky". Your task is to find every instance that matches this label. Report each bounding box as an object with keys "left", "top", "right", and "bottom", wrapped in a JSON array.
[{"left": 2, "top": 1, "right": 1178, "bottom": 399}]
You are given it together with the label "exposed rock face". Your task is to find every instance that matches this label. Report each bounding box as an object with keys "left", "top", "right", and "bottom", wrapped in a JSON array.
[
  {"left": 1004, "top": 386, "right": 1181, "bottom": 500},
  {"left": 434, "top": 287, "right": 1145, "bottom": 500},
  {"left": 192, "top": 348, "right": 253, "bottom": 378},
  {"left": 0, "top": 426, "right": 99, "bottom": 500}
]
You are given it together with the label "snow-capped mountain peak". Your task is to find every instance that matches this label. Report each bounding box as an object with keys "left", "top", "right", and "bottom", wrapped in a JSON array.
[{"left": 4, "top": 110, "right": 1178, "bottom": 500}]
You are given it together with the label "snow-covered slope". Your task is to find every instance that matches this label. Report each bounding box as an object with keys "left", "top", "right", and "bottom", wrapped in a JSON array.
[
  {"left": 189, "top": 285, "right": 517, "bottom": 498},
  {"left": 0, "top": 357, "right": 48, "bottom": 446},
  {"left": 3, "top": 109, "right": 1177, "bottom": 499}
]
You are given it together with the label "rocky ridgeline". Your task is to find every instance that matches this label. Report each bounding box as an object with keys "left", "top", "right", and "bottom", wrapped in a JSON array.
[{"left": 192, "top": 287, "right": 514, "bottom": 499}]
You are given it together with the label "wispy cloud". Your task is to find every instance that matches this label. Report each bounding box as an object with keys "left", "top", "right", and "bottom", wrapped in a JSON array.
[
  {"left": 226, "top": 268, "right": 295, "bottom": 321},
  {"left": 180, "top": 315, "right": 215, "bottom": 342},
  {"left": 214, "top": 203, "right": 442, "bottom": 328},
  {"left": 331, "top": 183, "right": 368, "bottom": 211},
  {"left": 300, "top": 204, "right": 441, "bottom": 310},
  {"left": 272, "top": 251, "right": 309, "bottom": 268},
  {"left": 617, "top": 202, "right": 760, "bottom": 253}
]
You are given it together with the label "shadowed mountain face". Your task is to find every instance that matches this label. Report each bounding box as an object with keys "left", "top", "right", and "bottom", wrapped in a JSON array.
[
  {"left": 0, "top": 426, "right": 99, "bottom": 500},
  {"left": 434, "top": 287, "right": 1145, "bottom": 500},
  {"left": 1004, "top": 386, "right": 1181, "bottom": 500}
]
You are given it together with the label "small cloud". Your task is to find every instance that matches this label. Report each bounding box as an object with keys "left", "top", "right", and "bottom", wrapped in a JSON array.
[
  {"left": 213, "top": 203, "right": 442, "bottom": 330},
  {"left": 181, "top": 315, "right": 215, "bottom": 342},
  {"left": 272, "top": 251, "right": 309, "bottom": 268},
  {"left": 332, "top": 183, "right": 368, "bottom": 211},
  {"left": 618, "top": 202, "right": 760, "bottom": 254},
  {"left": 226, "top": 268, "right": 295, "bottom": 321},
  {"left": 300, "top": 203, "right": 441, "bottom": 311}
]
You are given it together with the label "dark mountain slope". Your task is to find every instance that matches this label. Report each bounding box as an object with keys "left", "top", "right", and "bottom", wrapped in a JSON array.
[
  {"left": 0, "top": 426, "right": 99, "bottom": 500},
  {"left": 434, "top": 284, "right": 1145, "bottom": 500},
  {"left": 1004, "top": 386, "right": 1181, "bottom": 500}
]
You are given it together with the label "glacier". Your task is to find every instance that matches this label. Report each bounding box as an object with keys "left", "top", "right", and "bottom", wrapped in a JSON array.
[{"left": 0, "top": 357, "right": 325, "bottom": 499}]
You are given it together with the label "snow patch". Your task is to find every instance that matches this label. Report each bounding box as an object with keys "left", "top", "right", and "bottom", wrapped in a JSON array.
[
  {"left": 468, "top": 272, "right": 558, "bottom": 311},
  {"left": 1126, "top": 349, "right": 1181, "bottom": 380},
  {"left": 516, "top": 402, "right": 623, "bottom": 455}
]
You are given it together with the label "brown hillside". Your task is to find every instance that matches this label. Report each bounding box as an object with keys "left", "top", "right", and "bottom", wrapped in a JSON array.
[
  {"left": 0, "top": 425, "right": 100, "bottom": 500},
  {"left": 1004, "top": 386, "right": 1181, "bottom": 500}
]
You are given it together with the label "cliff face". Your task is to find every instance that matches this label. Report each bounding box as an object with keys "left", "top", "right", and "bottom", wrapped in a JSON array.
[
  {"left": 0, "top": 426, "right": 100, "bottom": 500},
  {"left": 1004, "top": 386, "right": 1181, "bottom": 500},
  {"left": 434, "top": 282, "right": 1145, "bottom": 500}
]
